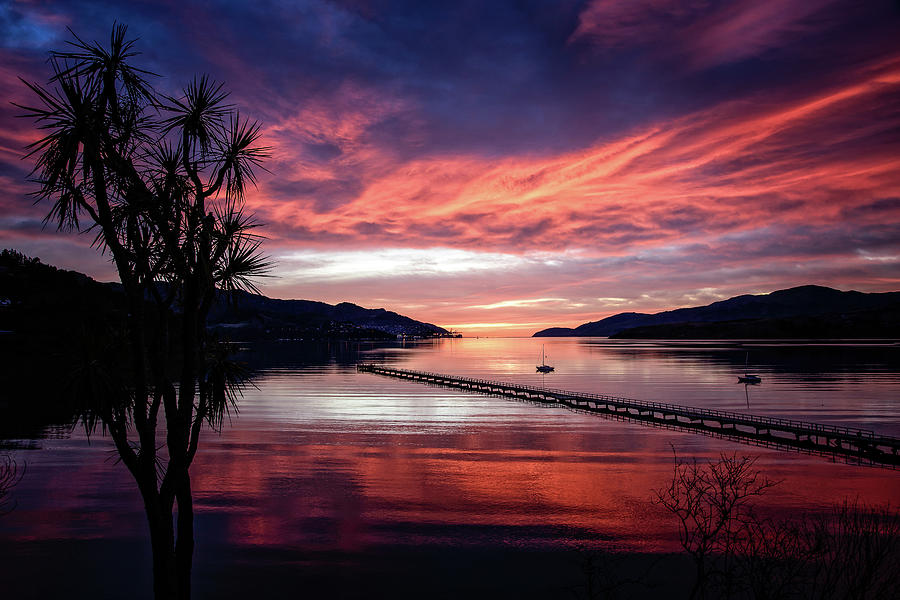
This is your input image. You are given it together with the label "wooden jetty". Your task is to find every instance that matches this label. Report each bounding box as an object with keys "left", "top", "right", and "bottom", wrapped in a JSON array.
[{"left": 357, "top": 364, "right": 900, "bottom": 467}]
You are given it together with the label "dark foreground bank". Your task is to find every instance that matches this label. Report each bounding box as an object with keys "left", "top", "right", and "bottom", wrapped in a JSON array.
[{"left": 0, "top": 538, "right": 691, "bottom": 600}]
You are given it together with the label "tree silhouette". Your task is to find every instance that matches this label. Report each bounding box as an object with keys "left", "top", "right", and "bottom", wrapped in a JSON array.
[
  {"left": 0, "top": 454, "right": 24, "bottom": 517},
  {"left": 655, "top": 452, "right": 899, "bottom": 599},
  {"left": 17, "top": 25, "right": 270, "bottom": 599},
  {"left": 654, "top": 450, "right": 778, "bottom": 600},
  {"left": 805, "top": 499, "right": 900, "bottom": 600}
]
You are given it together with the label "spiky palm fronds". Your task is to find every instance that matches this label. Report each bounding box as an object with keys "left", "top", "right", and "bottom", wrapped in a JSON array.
[
  {"left": 201, "top": 340, "right": 250, "bottom": 432},
  {"left": 161, "top": 75, "right": 232, "bottom": 160},
  {"left": 52, "top": 24, "right": 157, "bottom": 140},
  {"left": 63, "top": 321, "right": 134, "bottom": 434},
  {"left": 20, "top": 26, "right": 274, "bottom": 597},
  {"left": 218, "top": 113, "right": 271, "bottom": 200},
  {"left": 219, "top": 236, "right": 271, "bottom": 295},
  {"left": 52, "top": 24, "right": 156, "bottom": 100},
  {"left": 16, "top": 64, "right": 100, "bottom": 230},
  {"left": 211, "top": 202, "right": 272, "bottom": 295}
]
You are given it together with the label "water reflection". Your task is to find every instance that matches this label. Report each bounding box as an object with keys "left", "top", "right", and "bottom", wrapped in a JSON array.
[{"left": 1, "top": 338, "right": 898, "bottom": 598}]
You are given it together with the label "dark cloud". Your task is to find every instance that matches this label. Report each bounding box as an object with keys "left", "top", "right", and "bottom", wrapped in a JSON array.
[
  {"left": 5, "top": 0, "right": 898, "bottom": 159},
  {"left": 698, "top": 223, "right": 900, "bottom": 263},
  {"left": 411, "top": 222, "right": 468, "bottom": 239},
  {"left": 264, "top": 177, "right": 364, "bottom": 213},
  {"left": 840, "top": 198, "right": 900, "bottom": 220},
  {"left": 650, "top": 205, "right": 709, "bottom": 231},
  {"left": 0, "top": 217, "right": 46, "bottom": 233},
  {"left": 353, "top": 221, "right": 387, "bottom": 235},
  {"left": 303, "top": 140, "right": 344, "bottom": 161}
]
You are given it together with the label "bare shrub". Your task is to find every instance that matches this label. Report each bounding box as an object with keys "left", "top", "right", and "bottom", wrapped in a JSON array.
[
  {"left": 733, "top": 516, "right": 814, "bottom": 600},
  {"left": 805, "top": 499, "right": 900, "bottom": 600},
  {"left": 0, "top": 453, "right": 25, "bottom": 516},
  {"left": 572, "top": 546, "right": 657, "bottom": 600},
  {"left": 656, "top": 449, "right": 900, "bottom": 600},
  {"left": 654, "top": 450, "right": 778, "bottom": 599}
]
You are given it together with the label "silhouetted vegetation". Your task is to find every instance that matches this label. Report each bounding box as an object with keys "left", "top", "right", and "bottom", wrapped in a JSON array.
[
  {"left": 0, "top": 248, "right": 447, "bottom": 351},
  {"left": 18, "top": 25, "right": 270, "bottom": 599},
  {"left": 804, "top": 500, "right": 900, "bottom": 600},
  {"left": 206, "top": 289, "right": 447, "bottom": 340},
  {"left": 656, "top": 451, "right": 900, "bottom": 599},
  {"left": 0, "top": 249, "right": 133, "bottom": 433},
  {"left": 572, "top": 546, "right": 659, "bottom": 600},
  {"left": 0, "top": 453, "right": 24, "bottom": 517},
  {"left": 655, "top": 451, "right": 779, "bottom": 599}
]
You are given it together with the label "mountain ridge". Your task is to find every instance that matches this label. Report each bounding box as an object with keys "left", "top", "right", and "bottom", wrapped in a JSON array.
[
  {"left": 207, "top": 288, "right": 450, "bottom": 339},
  {"left": 0, "top": 250, "right": 450, "bottom": 340},
  {"left": 533, "top": 285, "right": 900, "bottom": 338}
]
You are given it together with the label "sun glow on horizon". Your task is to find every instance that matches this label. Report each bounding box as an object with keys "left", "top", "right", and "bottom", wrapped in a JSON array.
[
  {"left": 272, "top": 247, "right": 539, "bottom": 282},
  {"left": 444, "top": 322, "right": 562, "bottom": 337}
]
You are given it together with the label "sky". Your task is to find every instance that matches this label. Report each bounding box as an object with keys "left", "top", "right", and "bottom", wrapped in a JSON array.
[{"left": 1, "top": 0, "right": 899, "bottom": 336}]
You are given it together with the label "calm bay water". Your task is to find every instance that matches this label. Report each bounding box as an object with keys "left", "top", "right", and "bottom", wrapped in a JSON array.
[{"left": 1, "top": 338, "right": 899, "bottom": 598}]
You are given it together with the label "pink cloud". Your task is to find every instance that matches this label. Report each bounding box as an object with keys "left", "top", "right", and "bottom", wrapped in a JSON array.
[
  {"left": 228, "top": 50, "right": 900, "bottom": 335},
  {"left": 244, "top": 53, "right": 900, "bottom": 259},
  {"left": 685, "top": 0, "right": 840, "bottom": 69},
  {"left": 568, "top": 0, "right": 710, "bottom": 48},
  {"left": 569, "top": 0, "right": 840, "bottom": 69}
]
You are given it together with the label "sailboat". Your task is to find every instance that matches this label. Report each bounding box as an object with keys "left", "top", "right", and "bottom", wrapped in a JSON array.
[
  {"left": 737, "top": 352, "right": 761, "bottom": 384},
  {"left": 536, "top": 345, "right": 554, "bottom": 373}
]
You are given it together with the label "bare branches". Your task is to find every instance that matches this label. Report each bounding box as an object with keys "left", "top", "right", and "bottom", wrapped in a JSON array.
[
  {"left": 0, "top": 454, "right": 25, "bottom": 517},
  {"left": 654, "top": 450, "right": 779, "bottom": 599},
  {"left": 806, "top": 500, "right": 900, "bottom": 600},
  {"left": 655, "top": 451, "right": 900, "bottom": 600},
  {"left": 655, "top": 450, "right": 778, "bottom": 559},
  {"left": 735, "top": 516, "right": 814, "bottom": 600}
]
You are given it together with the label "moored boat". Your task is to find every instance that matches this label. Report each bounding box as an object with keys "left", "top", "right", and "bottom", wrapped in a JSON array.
[
  {"left": 536, "top": 345, "right": 554, "bottom": 373},
  {"left": 738, "top": 352, "right": 761, "bottom": 384}
]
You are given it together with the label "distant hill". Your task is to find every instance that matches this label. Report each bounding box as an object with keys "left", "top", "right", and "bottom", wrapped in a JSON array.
[
  {"left": 533, "top": 285, "right": 900, "bottom": 339},
  {"left": 207, "top": 290, "right": 450, "bottom": 340},
  {"left": 0, "top": 250, "right": 450, "bottom": 436},
  {"left": 0, "top": 250, "right": 128, "bottom": 434},
  {"left": 0, "top": 250, "right": 450, "bottom": 342}
]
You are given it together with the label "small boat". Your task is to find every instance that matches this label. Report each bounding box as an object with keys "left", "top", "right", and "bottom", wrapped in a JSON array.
[
  {"left": 536, "top": 345, "right": 554, "bottom": 373},
  {"left": 737, "top": 352, "right": 761, "bottom": 384}
]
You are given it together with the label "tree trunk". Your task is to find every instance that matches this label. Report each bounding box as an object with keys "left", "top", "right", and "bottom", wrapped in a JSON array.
[
  {"left": 175, "top": 472, "right": 195, "bottom": 600},
  {"left": 690, "top": 554, "right": 706, "bottom": 600},
  {"left": 139, "top": 481, "right": 177, "bottom": 599},
  {"left": 149, "top": 522, "right": 177, "bottom": 599}
]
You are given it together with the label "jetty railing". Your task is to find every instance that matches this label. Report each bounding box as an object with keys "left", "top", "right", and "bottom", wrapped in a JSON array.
[{"left": 357, "top": 364, "right": 900, "bottom": 467}]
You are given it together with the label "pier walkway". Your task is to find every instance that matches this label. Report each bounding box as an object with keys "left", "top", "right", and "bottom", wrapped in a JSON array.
[{"left": 357, "top": 364, "right": 900, "bottom": 467}]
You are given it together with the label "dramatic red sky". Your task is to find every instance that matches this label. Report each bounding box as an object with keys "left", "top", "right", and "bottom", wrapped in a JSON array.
[{"left": 1, "top": 1, "right": 899, "bottom": 335}]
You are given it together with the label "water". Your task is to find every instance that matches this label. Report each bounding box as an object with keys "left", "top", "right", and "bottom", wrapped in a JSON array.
[{"left": 1, "top": 338, "right": 898, "bottom": 598}]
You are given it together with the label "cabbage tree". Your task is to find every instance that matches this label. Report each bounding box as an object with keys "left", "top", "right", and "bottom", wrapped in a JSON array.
[{"left": 18, "top": 25, "right": 270, "bottom": 599}]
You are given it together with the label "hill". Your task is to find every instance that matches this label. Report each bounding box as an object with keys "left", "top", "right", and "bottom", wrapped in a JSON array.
[
  {"left": 207, "top": 290, "right": 449, "bottom": 340},
  {"left": 0, "top": 250, "right": 450, "bottom": 436},
  {"left": 0, "top": 250, "right": 450, "bottom": 342},
  {"left": 532, "top": 285, "right": 900, "bottom": 338}
]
